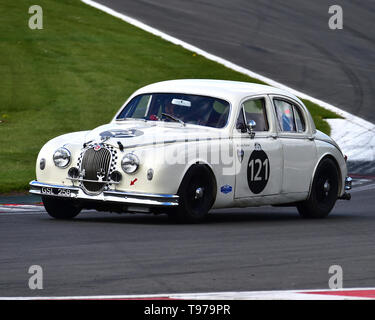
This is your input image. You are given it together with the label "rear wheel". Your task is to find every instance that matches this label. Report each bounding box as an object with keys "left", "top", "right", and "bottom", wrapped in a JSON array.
[
  {"left": 297, "top": 158, "right": 339, "bottom": 219},
  {"left": 42, "top": 196, "right": 81, "bottom": 220},
  {"left": 169, "top": 165, "right": 216, "bottom": 223}
]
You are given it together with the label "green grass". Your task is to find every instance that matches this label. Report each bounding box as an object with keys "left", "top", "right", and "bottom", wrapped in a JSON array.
[
  {"left": 302, "top": 99, "right": 338, "bottom": 134},
  {"left": 0, "top": 0, "right": 339, "bottom": 193}
]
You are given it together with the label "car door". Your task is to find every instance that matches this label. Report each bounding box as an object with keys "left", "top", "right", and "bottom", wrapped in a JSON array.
[
  {"left": 271, "top": 96, "right": 317, "bottom": 194},
  {"left": 233, "top": 96, "right": 283, "bottom": 199}
]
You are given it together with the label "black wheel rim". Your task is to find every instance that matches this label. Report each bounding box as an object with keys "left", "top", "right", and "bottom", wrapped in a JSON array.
[
  {"left": 187, "top": 175, "right": 209, "bottom": 212},
  {"left": 315, "top": 167, "right": 338, "bottom": 208}
]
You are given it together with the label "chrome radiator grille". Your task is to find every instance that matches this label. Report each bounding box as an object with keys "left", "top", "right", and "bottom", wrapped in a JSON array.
[{"left": 80, "top": 146, "right": 112, "bottom": 193}]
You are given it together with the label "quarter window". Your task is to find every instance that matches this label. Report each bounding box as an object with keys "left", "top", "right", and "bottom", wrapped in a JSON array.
[
  {"left": 294, "top": 105, "right": 306, "bottom": 132},
  {"left": 236, "top": 108, "right": 247, "bottom": 133}
]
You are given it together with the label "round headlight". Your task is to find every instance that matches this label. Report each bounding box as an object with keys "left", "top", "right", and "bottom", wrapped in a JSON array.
[
  {"left": 121, "top": 153, "right": 139, "bottom": 174},
  {"left": 53, "top": 147, "right": 71, "bottom": 168}
]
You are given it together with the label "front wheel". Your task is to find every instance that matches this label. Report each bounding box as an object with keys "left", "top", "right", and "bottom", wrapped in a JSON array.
[
  {"left": 169, "top": 165, "right": 216, "bottom": 223},
  {"left": 42, "top": 196, "right": 81, "bottom": 220},
  {"left": 297, "top": 158, "right": 339, "bottom": 219}
]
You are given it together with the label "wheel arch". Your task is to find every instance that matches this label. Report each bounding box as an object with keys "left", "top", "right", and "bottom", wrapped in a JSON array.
[
  {"left": 178, "top": 160, "right": 218, "bottom": 205},
  {"left": 308, "top": 153, "right": 343, "bottom": 198}
]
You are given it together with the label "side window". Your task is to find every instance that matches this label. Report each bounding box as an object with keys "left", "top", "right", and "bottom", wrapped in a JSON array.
[
  {"left": 293, "top": 105, "right": 306, "bottom": 132},
  {"left": 242, "top": 98, "right": 269, "bottom": 131},
  {"left": 274, "top": 99, "right": 296, "bottom": 132}
]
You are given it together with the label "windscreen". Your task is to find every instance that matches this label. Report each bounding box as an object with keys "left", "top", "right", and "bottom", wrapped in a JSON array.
[{"left": 116, "top": 93, "right": 230, "bottom": 128}]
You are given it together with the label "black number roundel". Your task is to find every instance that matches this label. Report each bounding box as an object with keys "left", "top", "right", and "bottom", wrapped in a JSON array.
[{"left": 247, "top": 150, "right": 270, "bottom": 194}]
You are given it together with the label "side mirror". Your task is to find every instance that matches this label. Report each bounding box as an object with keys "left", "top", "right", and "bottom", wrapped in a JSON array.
[
  {"left": 236, "top": 122, "right": 247, "bottom": 133},
  {"left": 247, "top": 120, "right": 256, "bottom": 139}
]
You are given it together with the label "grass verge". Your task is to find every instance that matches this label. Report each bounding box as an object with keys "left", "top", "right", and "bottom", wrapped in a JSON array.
[{"left": 0, "top": 0, "right": 339, "bottom": 193}]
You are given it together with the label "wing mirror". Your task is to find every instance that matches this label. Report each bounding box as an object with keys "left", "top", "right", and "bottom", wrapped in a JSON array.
[{"left": 247, "top": 120, "right": 256, "bottom": 139}]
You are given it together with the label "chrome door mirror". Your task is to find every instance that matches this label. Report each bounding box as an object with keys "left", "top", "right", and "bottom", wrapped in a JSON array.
[{"left": 247, "top": 120, "right": 256, "bottom": 139}]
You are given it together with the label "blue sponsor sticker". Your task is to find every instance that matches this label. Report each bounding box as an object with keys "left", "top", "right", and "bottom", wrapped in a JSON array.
[{"left": 221, "top": 184, "right": 233, "bottom": 194}]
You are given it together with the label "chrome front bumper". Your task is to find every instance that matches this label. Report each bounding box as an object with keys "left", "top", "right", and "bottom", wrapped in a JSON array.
[{"left": 29, "top": 180, "right": 179, "bottom": 207}]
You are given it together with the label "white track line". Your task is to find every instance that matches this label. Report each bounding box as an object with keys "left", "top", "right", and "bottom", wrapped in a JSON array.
[
  {"left": 350, "top": 182, "right": 375, "bottom": 193},
  {"left": 0, "top": 205, "right": 44, "bottom": 214},
  {"left": 1, "top": 288, "right": 375, "bottom": 300}
]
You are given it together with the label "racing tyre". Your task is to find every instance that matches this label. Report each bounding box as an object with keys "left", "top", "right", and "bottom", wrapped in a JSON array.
[
  {"left": 42, "top": 196, "right": 81, "bottom": 220},
  {"left": 297, "top": 158, "right": 339, "bottom": 219},
  {"left": 170, "top": 165, "right": 216, "bottom": 223}
]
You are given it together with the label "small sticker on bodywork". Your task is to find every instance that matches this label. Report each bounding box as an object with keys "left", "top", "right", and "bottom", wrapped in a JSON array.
[
  {"left": 93, "top": 144, "right": 102, "bottom": 151},
  {"left": 220, "top": 185, "right": 233, "bottom": 194},
  {"left": 237, "top": 149, "right": 244, "bottom": 163},
  {"left": 247, "top": 149, "right": 270, "bottom": 194}
]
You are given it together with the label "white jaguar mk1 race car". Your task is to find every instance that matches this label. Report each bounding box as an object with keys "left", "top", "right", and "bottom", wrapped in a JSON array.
[{"left": 30, "top": 79, "right": 352, "bottom": 222}]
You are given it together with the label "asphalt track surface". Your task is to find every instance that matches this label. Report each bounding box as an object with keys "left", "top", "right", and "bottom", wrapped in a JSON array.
[
  {"left": 0, "top": 178, "right": 375, "bottom": 297},
  {"left": 95, "top": 0, "right": 375, "bottom": 123},
  {"left": 1, "top": 1, "right": 375, "bottom": 298}
]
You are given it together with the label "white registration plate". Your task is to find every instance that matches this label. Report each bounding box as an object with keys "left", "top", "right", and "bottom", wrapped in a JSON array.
[{"left": 41, "top": 187, "right": 71, "bottom": 197}]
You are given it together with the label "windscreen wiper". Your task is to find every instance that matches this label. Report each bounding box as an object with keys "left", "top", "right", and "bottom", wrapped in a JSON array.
[
  {"left": 161, "top": 113, "right": 185, "bottom": 126},
  {"left": 116, "top": 118, "right": 146, "bottom": 122}
]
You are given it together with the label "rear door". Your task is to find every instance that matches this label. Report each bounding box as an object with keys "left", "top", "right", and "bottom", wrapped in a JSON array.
[{"left": 271, "top": 96, "right": 317, "bottom": 194}]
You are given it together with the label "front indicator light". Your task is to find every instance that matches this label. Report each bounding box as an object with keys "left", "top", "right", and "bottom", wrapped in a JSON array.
[{"left": 40, "top": 158, "right": 46, "bottom": 170}]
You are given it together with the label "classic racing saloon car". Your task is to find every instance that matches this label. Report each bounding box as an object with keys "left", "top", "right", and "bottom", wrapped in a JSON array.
[{"left": 30, "top": 80, "right": 352, "bottom": 222}]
